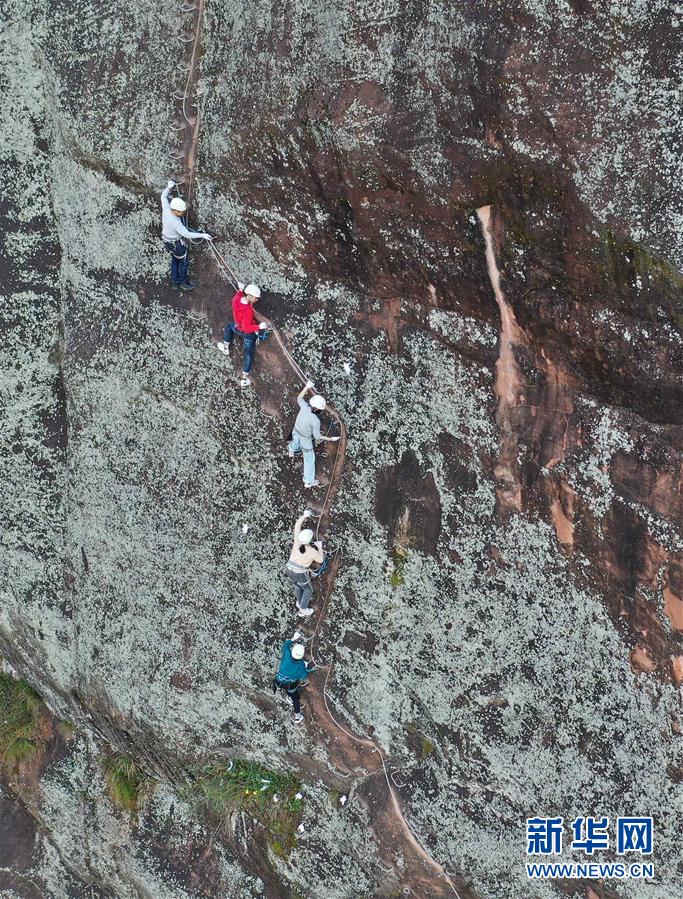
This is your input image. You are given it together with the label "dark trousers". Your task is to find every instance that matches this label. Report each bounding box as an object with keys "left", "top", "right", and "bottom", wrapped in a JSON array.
[
  {"left": 224, "top": 323, "right": 258, "bottom": 374},
  {"left": 163, "top": 239, "right": 189, "bottom": 286},
  {"left": 272, "top": 678, "right": 300, "bottom": 713}
]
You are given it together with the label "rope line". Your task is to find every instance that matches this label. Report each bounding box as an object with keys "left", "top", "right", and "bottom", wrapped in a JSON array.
[
  {"left": 173, "top": 0, "right": 206, "bottom": 204},
  {"left": 207, "top": 242, "right": 240, "bottom": 290},
  {"left": 205, "top": 239, "right": 460, "bottom": 898}
]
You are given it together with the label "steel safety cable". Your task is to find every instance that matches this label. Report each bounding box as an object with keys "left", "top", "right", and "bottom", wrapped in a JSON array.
[
  {"left": 177, "top": 0, "right": 206, "bottom": 205},
  {"left": 315, "top": 663, "right": 460, "bottom": 897}
]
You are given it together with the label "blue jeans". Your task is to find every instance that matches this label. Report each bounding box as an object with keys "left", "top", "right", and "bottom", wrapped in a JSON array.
[
  {"left": 287, "top": 568, "right": 313, "bottom": 608},
  {"left": 163, "top": 240, "right": 189, "bottom": 286},
  {"left": 288, "top": 432, "right": 316, "bottom": 484},
  {"left": 224, "top": 323, "right": 258, "bottom": 374}
]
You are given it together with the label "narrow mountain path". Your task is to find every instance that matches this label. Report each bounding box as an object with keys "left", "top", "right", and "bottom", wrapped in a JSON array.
[
  {"left": 205, "top": 245, "right": 467, "bottom": 898},
  {"left": 166, "top": 15, "right": 468, "bottom": 894}
]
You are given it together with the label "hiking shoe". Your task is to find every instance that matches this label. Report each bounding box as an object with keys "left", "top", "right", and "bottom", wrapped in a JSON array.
[
  {"left": 240, "top": 375, "right": 252, "bottom": 388},
  {"left": 293, "top": 713, "right": 304, "bottom": 724},
  {"left": 216, "top": 341, "right": 231, "bottom": 355},
  {"left": 178, "top": 280, "right": 195, "bottom": 291},
  {"left": 297, "top": 607, "right": 315, "bottom": 618},
  {"left": 304, "top": 480, "right": 327, "bottom": 489}
]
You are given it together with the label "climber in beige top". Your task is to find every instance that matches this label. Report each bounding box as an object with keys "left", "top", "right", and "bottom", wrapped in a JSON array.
[{"left": 286, "top": 510, "right": 324, "bottom": 618}]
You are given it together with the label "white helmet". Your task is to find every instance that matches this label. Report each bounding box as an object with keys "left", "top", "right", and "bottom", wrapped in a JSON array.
[
  {"left": 245, "top": 283, "right": 261, "bottom": 298},
  {"left": 291, "top": 643, "right": 305, "bottom": 660},
  {"left": 170, "top": 197, "right": 187, "bottom": 213},
  {"left": 310, "top": 394, "right": 326, "bottom": 411},
  {"left": 298, "top": 528, "right": 314, "bottom": 545}
]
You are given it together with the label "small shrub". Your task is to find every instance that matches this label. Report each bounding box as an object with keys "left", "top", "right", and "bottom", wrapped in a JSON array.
[
  {"left": 390, "top": 553, "right": 407, "bottom": 587},
  {"left": 405, "top": 721, "right": 437, "bottom": 763},
  {"left": 0, "top": 673, "right": 47, "bottom": 768},
  {"left": 269, "top": 837, "right": 297, "bottom": 860},
  {"left": 4, "top": 737, "right": 38, "bottom": 764},
  {"left": 59, "top": 720, "right": 76, "bottom": 738},
  {"left": 103, "top": 753, "right": 154, "bottom": 813},
  {"left": 421, "top": 737, "right": 435, "bottom": 759}
]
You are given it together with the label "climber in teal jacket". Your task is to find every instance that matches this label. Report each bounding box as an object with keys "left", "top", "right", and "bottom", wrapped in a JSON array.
[{"left": 272, "top": 638, "right": 314, "bottom": 724}]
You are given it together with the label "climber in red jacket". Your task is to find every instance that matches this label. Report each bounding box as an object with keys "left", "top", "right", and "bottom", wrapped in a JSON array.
[{"left": 216, "top": 283, "right": 271, "bottom": 387}]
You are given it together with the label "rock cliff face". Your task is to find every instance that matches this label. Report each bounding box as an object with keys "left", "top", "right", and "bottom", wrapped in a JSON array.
[{"left": 1, "top": 1, "right": 681, "bottom": 897}]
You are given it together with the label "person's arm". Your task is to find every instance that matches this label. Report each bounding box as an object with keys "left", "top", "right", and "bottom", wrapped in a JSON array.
[
  {"left": 244, "top": 302, "right": 261, "bottom": 334},
  {"left": 174, "top": 219, "right": 212, "bottom": 241},
  {"left": 311, "top": 415, "right": 322, "bottom": 441},
  {"left": 293, "top": 513, "right": 308, "bottom": 543},
  {"left": 303, "top": 659, "right": 317, "bottom": 676},
  {"left": 297, "top": 381, "right": 314, "bottom": 404},
  {"left": 277, "top": 641, "right": 291, "bottom": 675},
  {"left": 241, "top": 308, "right": 261, "bottom": 334},
  {"left": 161, "top": 184, "right": 172, "bottom": 209},
  {"left": 253, "top": 310, "right": 271, "bottom": 330}
]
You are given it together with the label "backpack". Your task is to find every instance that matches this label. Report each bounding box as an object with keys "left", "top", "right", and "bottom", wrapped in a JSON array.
[{"left": 310, "top": 554, "right": 331, "bottom": 578}]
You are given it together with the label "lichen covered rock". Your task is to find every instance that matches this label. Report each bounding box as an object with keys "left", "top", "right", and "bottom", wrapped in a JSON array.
[{"left": 1, "top": 0, "right": 681, "bottom": 897}]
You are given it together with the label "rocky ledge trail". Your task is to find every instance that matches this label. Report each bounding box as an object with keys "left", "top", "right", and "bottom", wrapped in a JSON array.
[{"left": 208, "top": 241, "right": 465, "bottom": 897}]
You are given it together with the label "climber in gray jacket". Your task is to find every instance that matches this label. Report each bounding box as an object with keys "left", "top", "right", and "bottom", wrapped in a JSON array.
[
  {"left": 160, "top": 180, "right": 212, "bottom": 291},
  {"left": 288, "top": 381, "right": 340, "bottom": 488}
]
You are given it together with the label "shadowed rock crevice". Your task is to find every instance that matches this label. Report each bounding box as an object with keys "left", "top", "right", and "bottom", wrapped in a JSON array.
[{"left": 375, "top": 451, "right": 442, "bottom": 558}]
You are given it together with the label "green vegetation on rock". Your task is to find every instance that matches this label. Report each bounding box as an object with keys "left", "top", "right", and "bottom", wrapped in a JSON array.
[
  {"left": 390, "top": 554, "right": 407, "bottom": 588},
  {"left": 187, "top": 759, "right": 303, "bottom": 858},
  {"left": 421, "top": 737, "right": 435, "bottom": 759},
  {"left": 405, "top": 721, "right": 435, "bottom": 762},
  {"left": 58, "top": 720, "right": 76, "bottom": 738},
  {"left": 103, "top": 753, "right": 155, "bottom": 814},
  {"left": 0, "top": 672, "right": 48, "bottom": 768}
]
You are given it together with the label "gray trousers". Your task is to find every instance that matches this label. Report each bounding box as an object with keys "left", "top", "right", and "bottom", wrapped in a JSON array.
[{"left": 287, "top": 568, "right": 313, "bottom": 608}]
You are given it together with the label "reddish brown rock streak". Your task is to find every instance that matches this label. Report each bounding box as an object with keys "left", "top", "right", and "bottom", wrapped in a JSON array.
[{"left": 477, "top": 205, "right": 526, "bottom": 513}]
